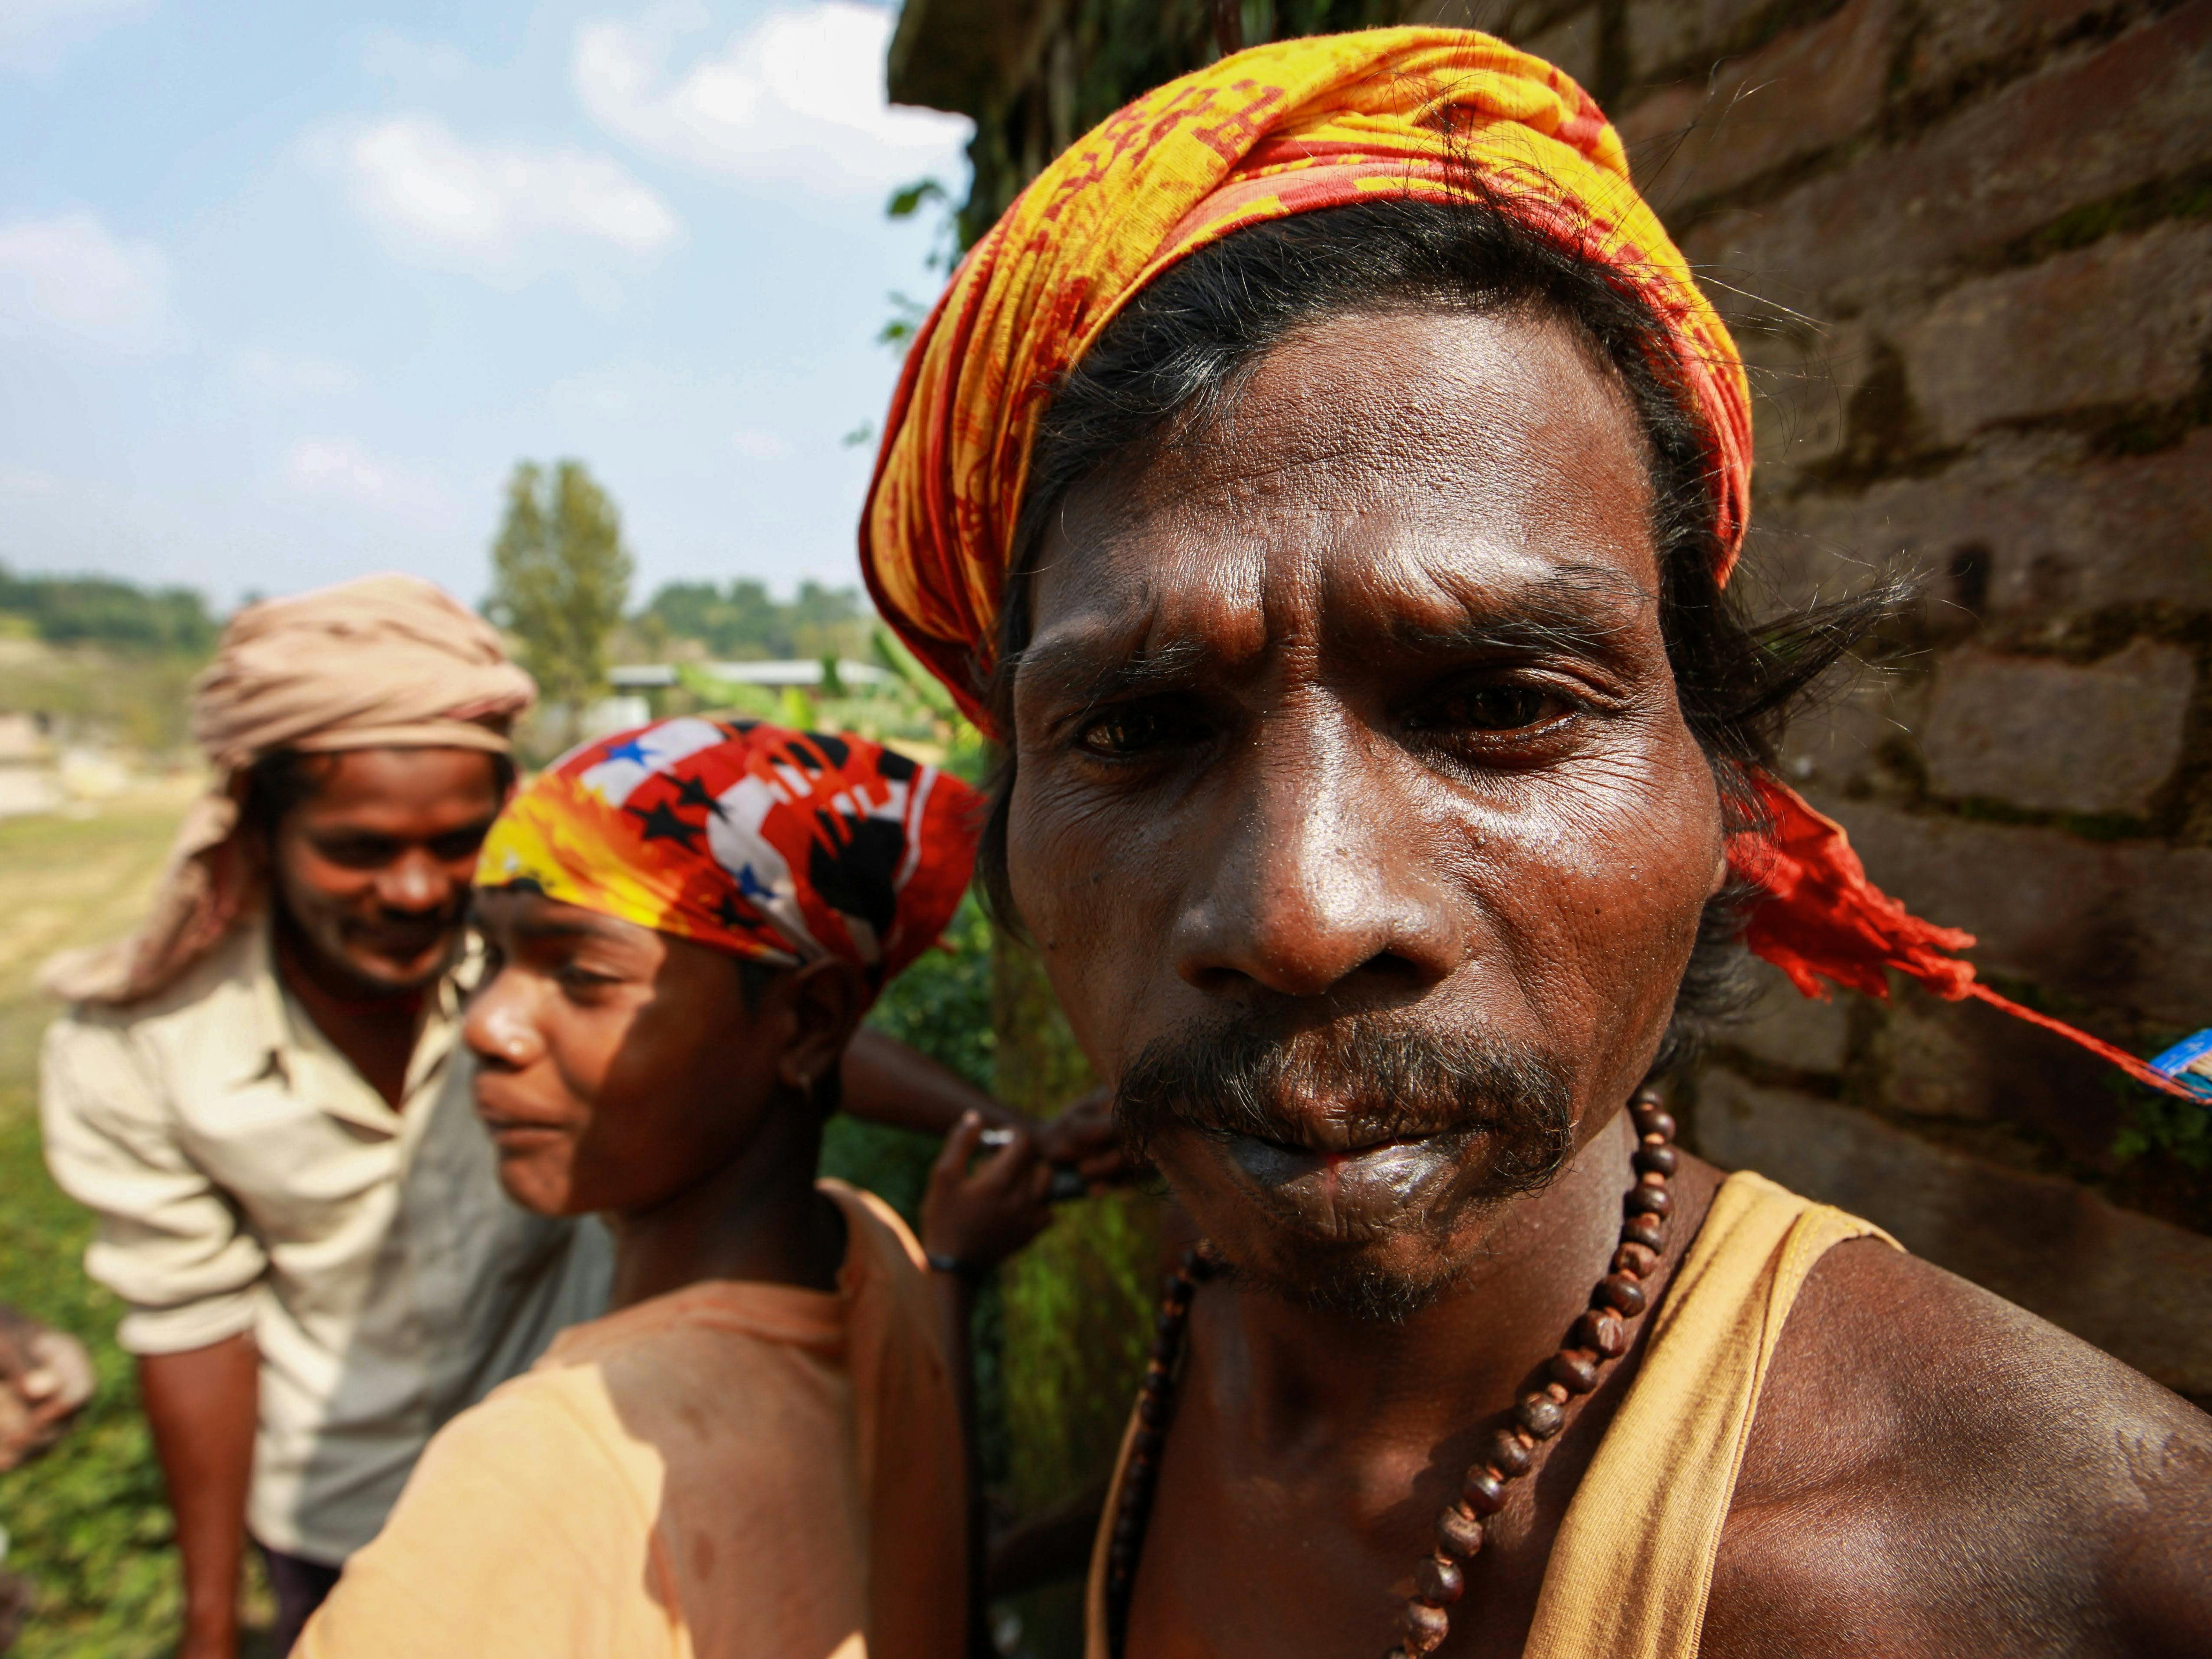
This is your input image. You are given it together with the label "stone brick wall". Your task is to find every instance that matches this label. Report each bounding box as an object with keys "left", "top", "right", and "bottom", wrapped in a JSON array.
[{"left": 1432, "top": 0, "right": 2212, "bottom": 1401}]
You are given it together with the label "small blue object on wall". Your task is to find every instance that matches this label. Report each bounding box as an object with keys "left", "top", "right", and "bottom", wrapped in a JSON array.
[{"left": 2149, "top": 1029, "right": 2212, "bottom": 1102}]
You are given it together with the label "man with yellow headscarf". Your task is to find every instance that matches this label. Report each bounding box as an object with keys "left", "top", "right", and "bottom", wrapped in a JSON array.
[{"left": 862, "top": 29, "right": 2212, "bottom": 1659}]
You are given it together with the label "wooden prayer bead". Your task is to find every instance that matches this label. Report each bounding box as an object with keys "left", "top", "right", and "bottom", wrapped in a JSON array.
[
  {"left": 1633, "top": 1107, "right": 1677, "bottom": 1143},
  {"left": 1461, "top": 1465, "right": 1507, "bottom": 1515},
  {"left": 1516, "top": 1392, "right": 1565, "bottom": 1439},
  {"left": 1132, "top": 1428, "right": 1164, "bottom": 1461},
  {"left": 1487, "top": 1427, "right": 1536, "bottom": 1477},
  {"left": 1576, "top": 1307, "right": 1628, "bottom": 1357},
  {"left": 1633, "top": 1142, "right": 1678, "bottom": 1176},
  {"left": 1621, "top": 1213, "right": 1665, "bottom": 1251},
  {"left": 1436, "top": 1503, "right": 1486, "bottom": 1558},
  {"left": 1549, "top": 1348, "right": 1601, "bottom": 1394},
  {"left": 1414, "top": 1555, "right": 1464, "bottom": 1605},
  {"left": 1612, "top": 1240, "right": 1659, "bottom": 1277},
  {"left": 1402, "top": 1597, "right": 1451, "bottom": 1651},
  {"left": 1597, "top": 1271, "right": 1648, "bottom": 1316},
  {"left": 1625, "top": 1183, "right": 1672, "bottom": 1218}
]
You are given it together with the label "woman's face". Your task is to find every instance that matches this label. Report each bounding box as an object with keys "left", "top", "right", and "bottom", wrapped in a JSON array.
[{"left": 463, "top": 889, "right": 820, "bottom": 1217}]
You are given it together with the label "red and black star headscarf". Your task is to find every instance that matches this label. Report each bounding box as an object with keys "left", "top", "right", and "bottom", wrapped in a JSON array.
[{"left": 477, "top": 718, "right": 979, "bottom": 999}]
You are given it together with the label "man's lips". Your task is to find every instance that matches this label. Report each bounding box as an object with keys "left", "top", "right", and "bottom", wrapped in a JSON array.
[
  {"left": 350, "top": 917, "right": 457, "bottom": 958},
  {"left": 1217, "top": 1127, "right": 1474, "bottom": 1230}
]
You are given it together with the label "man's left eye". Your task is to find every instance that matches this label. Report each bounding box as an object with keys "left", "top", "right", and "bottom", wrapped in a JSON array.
[{"left": 1414, "top": 684, "right": 1561, "bottom": 734}]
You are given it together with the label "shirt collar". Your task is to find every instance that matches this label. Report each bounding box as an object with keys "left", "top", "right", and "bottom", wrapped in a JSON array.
[{"left": 230, "top": 916, "right": 469, "bottom": 1132}]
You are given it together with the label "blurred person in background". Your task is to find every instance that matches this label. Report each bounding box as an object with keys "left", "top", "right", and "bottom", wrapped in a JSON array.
[{"left": 36, "top": 576, "right": 1109, "bottom": 1658}]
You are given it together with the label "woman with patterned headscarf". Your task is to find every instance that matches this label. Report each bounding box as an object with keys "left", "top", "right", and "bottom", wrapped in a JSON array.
[
  {"left": 298, "top": 719, "right": 1054, "bottom": 1659},
  {"left": 861, "top": 29, "right": 2212, "bottom": 1659}
]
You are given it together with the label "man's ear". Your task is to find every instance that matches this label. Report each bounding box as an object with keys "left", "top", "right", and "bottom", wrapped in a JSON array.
[{"left": 774, "top": 960, "right": 868, "bottom": 1098}]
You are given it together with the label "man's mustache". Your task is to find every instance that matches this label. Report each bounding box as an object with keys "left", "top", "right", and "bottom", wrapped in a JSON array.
[{"left": 1114, "top": 1016, "right": 1576, "bottom": 1199}]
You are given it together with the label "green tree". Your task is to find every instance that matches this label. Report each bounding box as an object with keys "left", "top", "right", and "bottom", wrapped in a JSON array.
[{"left": 486, "top": 461, "right": 633, "bottom": 744}]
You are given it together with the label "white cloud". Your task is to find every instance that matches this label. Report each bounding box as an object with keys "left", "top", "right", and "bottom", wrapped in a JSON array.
[
  {"left": 321, "top": 114, "right": 682, "bottom": 287},
  {"left": 285, "top": 437, "right": 454, "bottom": 528},
  {"left": 732, "top": 427, "right": 792, "bottom": 460},
  {"left": 235, "top": 348, "right": 359, "bottom": 398},
  {"left": 0, "top": 210, "right": 172, "bottom": 355},
  {"left": 0, "top": 0, "right": 151, "bottom": 75},
  {"left": 575, "top": 2, "right": 971, "bottom": 197}
]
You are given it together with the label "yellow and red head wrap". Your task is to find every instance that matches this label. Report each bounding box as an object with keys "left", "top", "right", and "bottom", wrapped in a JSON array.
[
  {"left": 862, "top": 26, "right": 1750, "bottom": 721},
  {"left": 857, "top": 27, "right": 2199, "bottom": 1098},
  {"left": 477, "top": 718, "right": 979, "bottom": 998}
]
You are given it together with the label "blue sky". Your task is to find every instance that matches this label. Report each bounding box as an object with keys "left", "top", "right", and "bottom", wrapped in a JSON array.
[{"left": 0, "top": 0, "right": 970, "bottom": 609}]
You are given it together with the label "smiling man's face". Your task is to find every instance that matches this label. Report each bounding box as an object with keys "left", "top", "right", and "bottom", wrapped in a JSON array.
[{"left": 1004, "top": 308, "right": 1728, "bottom": 1313}]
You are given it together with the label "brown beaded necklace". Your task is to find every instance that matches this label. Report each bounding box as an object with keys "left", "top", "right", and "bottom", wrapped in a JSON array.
[{"left": 1103, "top": 1088, "right": 1680, "bottom": 1658}]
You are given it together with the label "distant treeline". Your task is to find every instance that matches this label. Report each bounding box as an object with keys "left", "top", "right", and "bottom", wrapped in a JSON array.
[
  {"left": 0, "top": 564, "right": 220, "bottom": 655},
  {"left": 0, "top": 562, "right": 868, "bottom": 666},
  {"left": 635, "top": 578, "right": 867, "bottom": 662}
]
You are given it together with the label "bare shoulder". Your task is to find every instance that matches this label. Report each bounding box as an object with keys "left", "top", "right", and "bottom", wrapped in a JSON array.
[{"left": 1703, "top": 1235, "right": 2212, "bottom": 1659}]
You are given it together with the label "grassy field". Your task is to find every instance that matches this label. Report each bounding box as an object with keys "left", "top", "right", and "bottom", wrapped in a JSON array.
[{"left": 0, "top": 780, "right": 262, "bottom": 1658}]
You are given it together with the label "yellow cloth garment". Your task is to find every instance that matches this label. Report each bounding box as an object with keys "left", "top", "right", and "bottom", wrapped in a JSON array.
[{"left": 1084, "top": 1170, "right": 1895, "bottom": 1656}]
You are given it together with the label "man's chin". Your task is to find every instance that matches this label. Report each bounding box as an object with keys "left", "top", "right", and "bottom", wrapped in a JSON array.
[
  {"left": 1213, "top": 1233, "right": 1470, "bottom": 1325},
  {"left": 338, "top": 944, "right": 457, "bottom": 998}
]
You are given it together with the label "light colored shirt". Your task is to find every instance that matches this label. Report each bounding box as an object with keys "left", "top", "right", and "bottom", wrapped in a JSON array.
[
  {"left": 296, "top": 1182, "right": 969, "bottom": 1659},
  {"left": 38, "top": 918, "right": 610, "bottom": 1563}
]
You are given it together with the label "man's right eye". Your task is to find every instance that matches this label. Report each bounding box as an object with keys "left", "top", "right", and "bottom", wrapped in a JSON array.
[{"left": 1075, "top": 704, "right": 1197, "bottom": 759}]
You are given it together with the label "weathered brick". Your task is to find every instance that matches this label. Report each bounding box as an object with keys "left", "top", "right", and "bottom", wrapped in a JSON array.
[
  {"left": 1827, "top": 797, "right": 2212, "bottom": 1028},
  {"left": 1622, "top": 0, "right": 1773, "bottom": 81},
  {"left": 1921, "top": 639, "right": 2197, "bottom": 816},
  {"left": 1739, "top": 317, "right": 1878, "bottom": 486},
  {"left": 1866, "top": 982, "right": 2136, "bottom": 1159},
  {"left": 1773, "top": 674, "right": 1913, "bottom": 797},
  {"left": 1518, "top": 4, "right": 1602, "bottom": 91},
  {"left": 1694, "top": 1073, "right": 2212, "bottom": 1395},
  {"left": 1868, "top": 990, "right": 1997, "bottom": 1119},
  {"left": 1716, "top": 958, "right": 1855, "bottom": 1073},
  {"left": 1900, "top": 221, "right": 2212, "bottom": 445},
  {"left": 1684, "top": 2, "right": 2212, "bottom": 308},
  {"left": 1618, "top": 0, "right": 1894, "bottom": 207},
  {"left": 1749, "top": 429, "right": 2212, "bottom": 616},
  {"left": 1905, "top": 0, "right": 2136, "bottom": 98}
]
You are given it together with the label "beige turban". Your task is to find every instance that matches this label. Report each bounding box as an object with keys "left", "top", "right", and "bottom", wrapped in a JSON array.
[{"left": 42, "top": 574, "right": 537, "bottom": 1006}]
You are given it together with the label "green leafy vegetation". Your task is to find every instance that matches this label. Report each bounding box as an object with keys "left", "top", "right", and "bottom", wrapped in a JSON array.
[
  {"left": 0, "top": 568, "right": 217, "bottom": 656},
  {"left": 486, "top": 460, "right": 635, "bottom": 748},
  {"left": 633, "top": 579, "right": 869, "bottom": 664}
]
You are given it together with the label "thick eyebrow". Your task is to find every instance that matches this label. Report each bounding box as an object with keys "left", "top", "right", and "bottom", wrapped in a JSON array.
[
  {"left": 1018, "top": 563, "right": 1650, "bottom": 711},
  {"left": 1013, "top": 633, "right": 1211, "bottom": 713},
  {"left": 1388, "top": 566, "right": 1651, "bottom": 664}
]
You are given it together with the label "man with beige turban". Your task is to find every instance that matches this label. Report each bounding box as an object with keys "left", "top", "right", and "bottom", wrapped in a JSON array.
[{"left": 37, "top": 575, "right": 1095, "bottom": 1657}]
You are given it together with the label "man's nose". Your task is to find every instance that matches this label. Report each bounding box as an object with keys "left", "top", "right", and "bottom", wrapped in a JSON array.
[
  {"left": 378, "top": 849, "right": 453, "bottom": 914},
  {"left": 1170, "top": 714, "right": 1465, "bottom": 1000},
  {"left": 464, "top": 975, "right": 542, "bottom": 1070}
]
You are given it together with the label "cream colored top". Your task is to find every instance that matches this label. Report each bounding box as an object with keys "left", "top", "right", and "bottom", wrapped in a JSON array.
[
  {"left": 297, "top": 1183, "right": 969, "bottom": 1659},
  {"left": 39, "top": 919, "right": 610, "bottom": 1560},
  {"left": 1085, "top": 1171, "right": 1893, "bottom": 1656}
]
